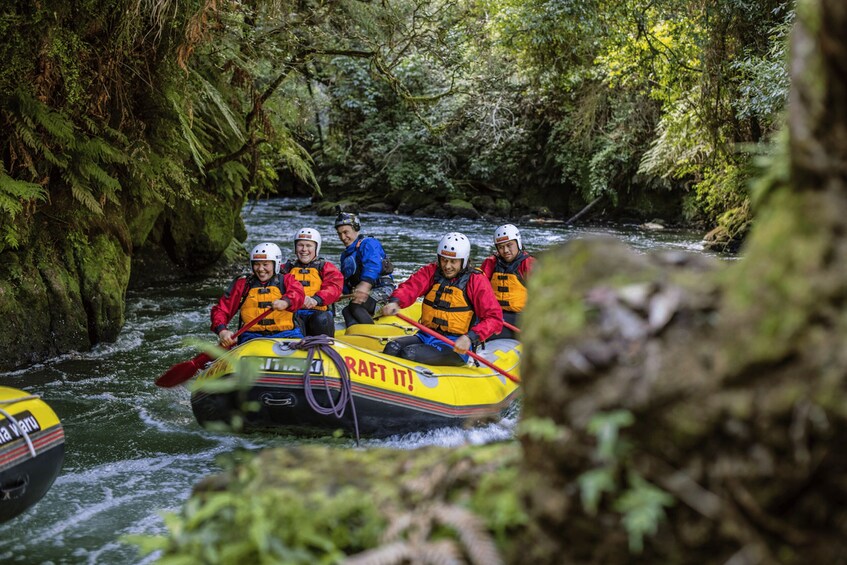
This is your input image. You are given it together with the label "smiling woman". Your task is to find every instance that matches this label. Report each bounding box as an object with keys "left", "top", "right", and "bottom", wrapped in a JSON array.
[
  {"left": 281, "top": 227, "right": 344, "bottom": 337},
  {"left": 211, "top": 242, "right": 306, "bottom": 347}
]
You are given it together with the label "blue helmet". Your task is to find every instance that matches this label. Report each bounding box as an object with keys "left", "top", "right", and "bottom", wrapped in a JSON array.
[{"left": 334, "top": 210, "right": 361, "bottom": 232}]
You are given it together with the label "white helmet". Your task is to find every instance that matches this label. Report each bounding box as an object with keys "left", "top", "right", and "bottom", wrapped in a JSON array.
[
  {"left": 294, "top": 227, "right": 322, "bottom": 257},
  {"left": 494, "top": 224, "right": 522, "bottom": 250},
  {"left": 437, "top": 232, "right": 471, "bottom": 269},
  {"left": 250, "top": 242, "right": 283, "bottom": 274}
]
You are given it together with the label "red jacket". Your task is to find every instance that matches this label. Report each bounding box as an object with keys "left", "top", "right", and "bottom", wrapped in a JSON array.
[
  {"left": 389, "top": 263, "right": 504, "bottom": 343},
  {"left": 479, "top": 252, "right": 535, "bottom": 280},
  {"left": 283, "top": 259, "right": 344, "bottom": 308},
  {"left": 211, "top": 273, "right": 305, "bottom": 334}
]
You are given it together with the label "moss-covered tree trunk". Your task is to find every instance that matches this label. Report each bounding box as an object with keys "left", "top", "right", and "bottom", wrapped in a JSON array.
[
  {"left": 0, "top": 2, "right": 250, "bottom": 371},
  {"left": 519, "top": 0, "right": 847, "bottom": 562}
]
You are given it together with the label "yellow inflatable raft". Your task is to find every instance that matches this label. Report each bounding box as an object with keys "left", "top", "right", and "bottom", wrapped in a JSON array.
[
  {"left": 0, "top": 387, "right": 65, "bottom": 523},
  {"left": 190, "top": 305, "right": 521, "bottom": 438}
]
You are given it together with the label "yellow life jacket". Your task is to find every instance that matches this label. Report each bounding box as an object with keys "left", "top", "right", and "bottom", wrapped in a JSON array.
[
  {"left": 284, "top": 259, "right": 328, "bottom": 311},
  {"left": 239, "top": 275, "right": 296, "bottom": 332},
  {"left": 421, "top": 270, "right": 475, "bottom": 335},
  {"left": 491, "top": 253, "right": 529, "bottom": 313}
]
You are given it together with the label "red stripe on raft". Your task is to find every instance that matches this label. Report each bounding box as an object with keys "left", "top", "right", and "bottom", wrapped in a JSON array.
[
  {"left": 251, "top": 375, "right": 518, "bottom": 417},
  {"left": 0, "top": 428, "right": 65, "bottom": 470}
]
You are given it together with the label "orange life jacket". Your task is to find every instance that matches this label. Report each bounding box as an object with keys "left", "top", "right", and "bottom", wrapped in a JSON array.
[
  {"left": 490, "top": 253, "right": 529, "bottom": 313},
  {"left": 283, "top": 259, "right": 328, "bottom": 311},
  {"left": 421, "top": 270, "right": 475, "bottom": 335},
  {"left": 239, "top": 275, "right": 296, "bottom": 332}
]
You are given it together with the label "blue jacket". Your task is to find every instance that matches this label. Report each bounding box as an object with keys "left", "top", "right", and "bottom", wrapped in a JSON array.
[{"left": 339, "top": 235, "right": 393, "bottom": 293}]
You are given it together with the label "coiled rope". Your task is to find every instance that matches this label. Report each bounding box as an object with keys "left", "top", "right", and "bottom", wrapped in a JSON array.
[
  {"left": 294, "top": 336, "right": 360, "bottom": 445},
  {"left": 0, "top": 395, "right": 39, "bottom": 458}
]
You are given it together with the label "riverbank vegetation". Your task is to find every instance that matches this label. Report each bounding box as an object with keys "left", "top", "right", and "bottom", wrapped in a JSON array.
[
  {"left": 0, "top": 2, "right": 792, "bottom": 356},
  {"left": 2, "top": 1, "right": 792, "bottom": 242}
]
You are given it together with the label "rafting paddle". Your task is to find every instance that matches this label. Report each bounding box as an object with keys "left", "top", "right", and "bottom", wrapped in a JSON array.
[
  {"left": 502, "top": 321, "right": 521, "bottom": 333},
  {"left": 395, "top": 313, "right": 521, "bottom": 384},
  {"left": 154, "top": 308, "right": 274, "bottom": 388}
]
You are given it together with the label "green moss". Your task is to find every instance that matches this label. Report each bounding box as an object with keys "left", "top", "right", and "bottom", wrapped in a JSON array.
[
  {"left": 719, "top": 187, "right": 829, "bottom": 374},
  {"left": 167, "top": 193, "right": 244, "bottom": 269},
  {"left": 0, "top": 252, "right": 51, "bottom": 369},
  {"left": 74, "top": 232, "right": 130, "bottom": 342}
]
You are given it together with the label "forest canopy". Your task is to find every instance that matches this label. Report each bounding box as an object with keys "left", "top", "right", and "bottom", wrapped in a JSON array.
[{"left": 0, "top": 0, "right": 793, "bottom": 252}]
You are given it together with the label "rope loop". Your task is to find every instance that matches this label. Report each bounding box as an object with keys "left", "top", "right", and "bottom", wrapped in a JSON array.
[
  {"left": 293, "top": 336, "right": 360, "bottom": 444},
  {"left": 0, "top": 399, "right": 39, "bottom": 459}
]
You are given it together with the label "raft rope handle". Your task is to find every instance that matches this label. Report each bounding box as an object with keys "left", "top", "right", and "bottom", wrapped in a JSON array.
[
  {"left": 0, "top": 395, "right": 40, "bottom": 459},
  {"left": 294, "top": 336, "right": 361, "bottom": 445}
]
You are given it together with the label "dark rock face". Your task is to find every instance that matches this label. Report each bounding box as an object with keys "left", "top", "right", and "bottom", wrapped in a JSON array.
[{"left": 0, "top": 191, "right": 245, "bottom": 370}]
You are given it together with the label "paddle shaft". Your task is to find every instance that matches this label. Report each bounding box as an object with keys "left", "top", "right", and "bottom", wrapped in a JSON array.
[
  {"left": 222, "top": 306, "right": 276, "bottom": 341},
  {"left": 502, "top": 321, "right": 520, "bottom": 333},
  {"left": 395, "top": 313, "right": 520, "bottom": 384},
  {"left": 154, "top": 307, "right": 275, "bottom": 387}
]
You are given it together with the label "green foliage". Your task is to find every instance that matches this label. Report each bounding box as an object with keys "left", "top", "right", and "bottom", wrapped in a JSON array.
[
  {"left": 517, "top": 416, "right": 567, "bottom": 442},
  {"left": 129, "top": 464, "right": 385, "bottom": 564},
  {"left": 577, "top": 410, "right": 674, "bottom": 555},
  {"left": 586, "top": 409, "right": 634, "bottom": 461},
  {"left": 579, "top": 467, "right": 616, "bottom": 516},
  {"left": 2, "top": 89, "right": 126, "bottom": 225},
  {"left": 0, "top": 0, "right": 800, "bottom": 258},
  {"left": 732, "top": 9, "right": 792, "bottom": 129},
  {"left": 695, "top": 159, "right": 754, "bottom": 220},
  {"left": 613, "top": 473, "right": 675, "bottom": 553},
  {"left": 0, "top": 161, "right": 46, "bottom": 250},
  {"left": 470, "top": 465, "right": 529, "bottom": 545}
]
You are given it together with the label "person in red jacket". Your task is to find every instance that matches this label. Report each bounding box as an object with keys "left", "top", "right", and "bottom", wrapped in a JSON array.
[
  {"left": 280, "top": 228, "right": 344, "bottom": 337},
  {"left": 211, "top": 242, "right": 306, "bottom": 346},
  {"left": 480, "top": 224, "right": 535, "bottom": 339},
  {"left": 380, "top": 232, "right": 504, "bottom": 366}
]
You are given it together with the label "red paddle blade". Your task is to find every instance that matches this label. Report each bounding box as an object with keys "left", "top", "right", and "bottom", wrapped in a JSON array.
[{"left": 154, "top": 353, "right": 212, "bottom": 388}]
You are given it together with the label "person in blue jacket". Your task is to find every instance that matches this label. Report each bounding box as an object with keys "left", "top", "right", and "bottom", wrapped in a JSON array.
[{"left": 334, "top": 209, "right": 395, "bottom": 326}]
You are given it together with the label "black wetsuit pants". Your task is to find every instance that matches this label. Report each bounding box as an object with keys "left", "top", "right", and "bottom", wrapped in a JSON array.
[
  {"left": 383, "top": 335, "right": 465, "bottom": 367},
  {"left": 342, "top": 297, "right": 377, "bottom": 327}
]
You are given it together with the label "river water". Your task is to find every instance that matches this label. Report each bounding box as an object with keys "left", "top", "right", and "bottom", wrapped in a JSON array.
[{"left": 0, "top": 198, "right": 714, "bottom": 564}]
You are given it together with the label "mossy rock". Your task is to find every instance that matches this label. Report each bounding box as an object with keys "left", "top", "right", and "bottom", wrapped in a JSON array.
[
  {"left": 494, "top": 197, "right": 512, "bottom": 218},
  {"left": 396, "top": 190, "right": 436, "bottom": 215},
  {"left": 0, "top": 252, "right": 54, "bottom": 369},
  {"left": 165, "top": 193, "right": 244, "bottom": 269},
  {"left": 74, "top": 232, "right": 130, "bottom": 343},
  {"left": 0, "top": 235, "right": 90, "bottom": 369},
  {"left": 445, "top": 198, "right": 481, "bottom": 219},
  {"left": 472, "top": 195, "right": 496, "bottom": 215},
  {"left": 313, "top": 199, "right": 359, "bottom": 217}
]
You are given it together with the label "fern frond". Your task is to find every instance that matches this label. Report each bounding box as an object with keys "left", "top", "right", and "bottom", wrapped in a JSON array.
[
  {"left": 15, "top": 90, "right": 75, "bottom": 143},
  {"left": 416, "top": 538, "right": 463, "bottom": 565},
  {"left": 65, "top": 172, "right": 104, "bottom": 214},
  {"left": 172, "top": 97, "right": 212, "bottom": 172},
  {"left": 276, "top": 131, "right": 319, "bottom": 193},
  {"left": 77, "top": 161, "right": 122, "bottom": 192},
  {"left": 0, "top": 174, "right": 46, "bottom": 215},
  {"left": 193, "top": 70, "right": 246, "bottom": 143},
  {"left": 638, "top": 94, "right": 711, "bottom": 179},
  {"left": 343, "top": 541, "right": 415, "bottom": 565},
  {"left": 432, "top": 504, "right": 502, "bottom": 565}
]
